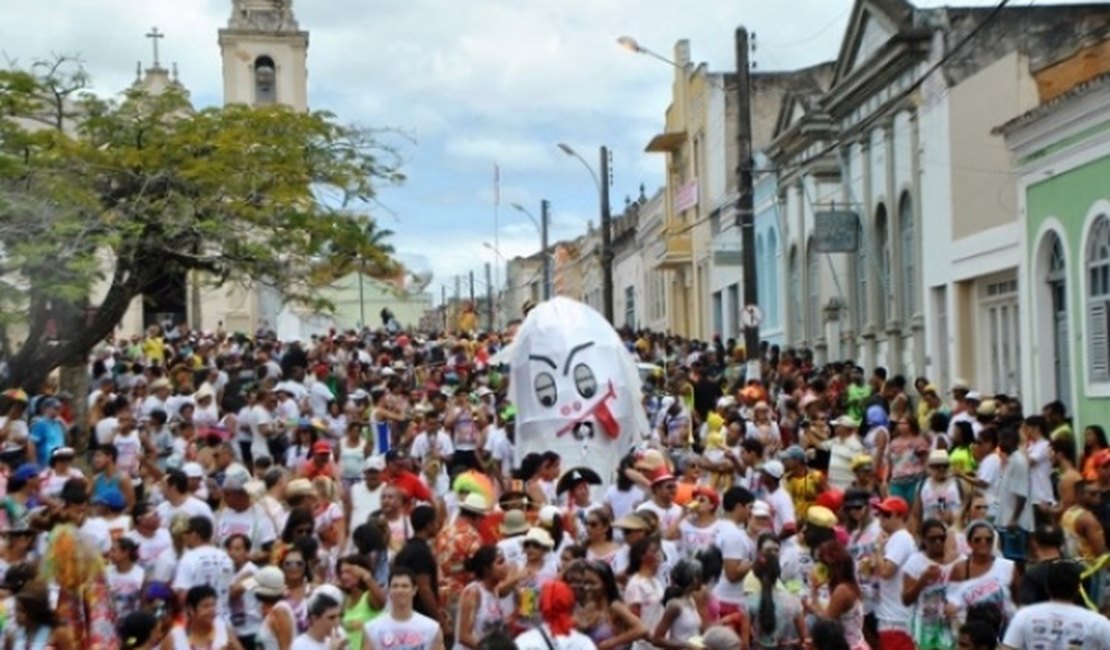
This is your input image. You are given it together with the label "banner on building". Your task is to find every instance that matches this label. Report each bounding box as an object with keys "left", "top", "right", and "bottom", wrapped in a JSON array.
[{"left": 674, "top": 179, "right": 699, "bottom": 213}]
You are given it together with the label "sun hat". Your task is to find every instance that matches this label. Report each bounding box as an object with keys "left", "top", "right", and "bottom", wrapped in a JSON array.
[
  {"left": 245, "top": 566, "right": 286, "bottom": 598},
  {"left": 285, "top": 478, "right": 314, "bottom": 498},
  {"left": 150, "top": 378, "right": 172, "bottom": 391},
  {"left": 500, "top": 510, "right": 529, "bottom": 536},
  {"left": 806, "top": 505, "right": 838, "bottom": 529},
  {"left": 538, "top": 504, "right": 562, "bottom": 526},
  {"left": 612, "top": 513, "right": 649, "bottom": 531},
  {"left": 850, "top": 453, "right": 874, "bottom": 471},
  {"left": 927, "top": 449, "right": 950, "bottom": 467},
  {"left": 831, "top": 415, "right": 860, "bottom": 428},
  {"left": 522, "top": 527, "right": 555, "bottom": 549},
  {"left": 458, "top": 492, "right": 491, "bottom": 515}
]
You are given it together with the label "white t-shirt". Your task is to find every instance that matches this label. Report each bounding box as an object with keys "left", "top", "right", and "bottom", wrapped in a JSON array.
[
  {"left": 249, "top": 404, "right": 274, "bottom": 459},
  {"left": 363, "top": 611, "right": 442, "bottom": 650},
  {"left": 636, "top": 500, "right": 683, "bottom": 533},
  {"left": 173, "top": 544, "right": 236, "bottom": 618},
  {"left": 764, "top": 486, "right": 796, "bottom": 535},
  {"left": 604, "top": 485, "right": 645, "bottom": 521},
  {"left": 515, "top": 626, "right": 598, "bottom": 650},
  {"left": 714, "top": 519, "right": 755, "bottom": 605},
  {"left": 349, "top": 483, "right": 384, "bottom": 533},
  {"left": 107, "top": 564, "right": 145, "bottom": 617},
  {"left": 410, "top": 431, "right": 454, "bottom": 464},
  {"left": 876, "top": 528, "right": 916, "bottom": 629},
  {"left": 156, "top": 495, "right": 215, "bottom": 526},
  {"left": 678, "top": 519, "right": 720, "bottom": 559},
  {"left": 1002, "top": 600, "right": 1110, "bottom": 649},
  {"left": 1027, "top": 438, "right": 1055, "bottom": 506},
  {"left": 215, "top": 504, "right": 278, "bottom": 550},
  {"left": 977, "top": 453, "right": 1002, "bottom": 516},
  {"left": 230, "top": 562, "right": 263, "bottom": 638},
  {"left": 126, "top": 528, "right": 174, "bottom": 578},
  {"left": 308, "top": 381, "right": 334, "bottom": 419},
  {"left": 80, "top": 516, "right": 113, "bottom": 555},
  {"left": 625, "top": 574, "right": 665, "bottom": 650},
  {"left": 94, "top": 416, "right": 118, "bottom": 447}
]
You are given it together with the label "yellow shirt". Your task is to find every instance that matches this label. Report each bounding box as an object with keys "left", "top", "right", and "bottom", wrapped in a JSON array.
[
  {"left": 786, "top": 469, "right": 824, "bottom": 520},
  {"left": 142, "top": 336, "right": 165, "bottom": 364}
]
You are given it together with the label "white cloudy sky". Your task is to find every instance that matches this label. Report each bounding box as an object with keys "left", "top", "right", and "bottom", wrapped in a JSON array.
[{"left": 0, "top": 0, "right": 1068, "bottom": 298}]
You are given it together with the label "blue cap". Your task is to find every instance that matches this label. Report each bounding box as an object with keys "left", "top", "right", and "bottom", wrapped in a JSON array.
[
  {"left": 92, "top": 487, "right": 126, "bottom": 511},
  {"left": 866, "top": 404, "right": 890, "bottom": 428},
  {"left": 12, "top": 464, "right": 39, "bottom": 484}
]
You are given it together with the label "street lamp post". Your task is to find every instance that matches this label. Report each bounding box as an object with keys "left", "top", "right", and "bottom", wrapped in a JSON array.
[
  {"left": 511, "top": 201, "right": 552, "bottom": 301},
  {"left": 557, "top": 143, "right": 614, "bottom": 322}
]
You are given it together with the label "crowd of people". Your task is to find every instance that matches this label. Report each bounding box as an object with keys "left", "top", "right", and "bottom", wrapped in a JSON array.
[{"left": 0, "top": 315, "right": 1107, "bottom": 650}]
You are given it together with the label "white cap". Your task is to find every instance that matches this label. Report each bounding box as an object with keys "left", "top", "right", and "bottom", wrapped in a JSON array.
[
  {"left": 363, "top": 456, "right": 385, "bottom": 472},
  {"left": 183, "top": 462, "right": 205, "bottom": 479},
  {"left": 751, "top": 500, "right": 772, "bottom": 518},
  {"left": 761, "top": 460, "right": 785, "bottom": 480}
]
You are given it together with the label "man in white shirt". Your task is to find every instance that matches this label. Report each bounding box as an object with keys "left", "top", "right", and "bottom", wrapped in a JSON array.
[
  {"left": 349, "top": 456, "right": 386, "bottom": 536},
  {"left": 141, "top": 378, "right": 172, "bottom": 419},
  {"left": 173, "top": 515, "right": 236, "bottom": 619},
  {"left": 307, "top": 364, "right": 334, "bottom": 419},
  {"left": 997, "top": 428, "right": 1034, "bottom": 562},
  {"left": 214, "top": 469, "right": 277, "bottom": 555},
  {"left": 758, "top": 460, "right": 795, "bottom": 535},
  {"left": 1023, "top": 415, "right": 1055, "bottom": 516},
  {"left": 1003, "top": 561, "right": 1110, "bottom": 649},
  {"left": 714, "top": 487, "right": 755, "bottom": 625},
  {"left": 249, "top": 390, "right": 279, "bottom": 463},
  {"left": 156, "top": 469, "right": 215, "bottom": 525},
  {"left": 364, "top": 568, "right": 444, "bottom": 650},
  {"left": 872, "top": 496, "right": 916, "bottom": 649}
]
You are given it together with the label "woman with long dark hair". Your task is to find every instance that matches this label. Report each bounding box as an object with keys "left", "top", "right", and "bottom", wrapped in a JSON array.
[
  {"left": 624, "top": 538, "right": 664, "bottom": 650},
  {"left": 1082, "top": 424, "right": 1109, "bottom": 480},
  {"left": 946, "top": 521, "right": 1016, "bottom": 627},
  {"left": 801, "top": 541, "right": 868, "bottom": 650},
  {"left": 455, "top": 546, "right": 508, "bottom": 649},
  {"left": 745, "top": 552, "right": 804, "bottom": 649},
  {"left": 902, "top": 519, "right": 958, "bottom": 650},
  {"left": 604, "top": 455, "right": 645, "bottom": 521},
  {"left": 567, "top": 560, "right": 646, "bottom": 649},
  {"left": 653, "top": 559, "right": 705, "bottom": 649}
]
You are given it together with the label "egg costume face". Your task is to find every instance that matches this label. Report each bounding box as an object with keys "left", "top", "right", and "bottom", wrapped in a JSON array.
[{"left": 506, "top": 297, "right": 648, "bottom": 483}]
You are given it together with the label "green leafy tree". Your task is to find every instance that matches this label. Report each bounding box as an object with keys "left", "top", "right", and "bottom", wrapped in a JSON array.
[{"left": 0, "top": 57, "right": 402, "bottom": 391}]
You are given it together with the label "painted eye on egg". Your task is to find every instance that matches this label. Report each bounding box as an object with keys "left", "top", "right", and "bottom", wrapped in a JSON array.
[
  {"left": 534, "top": 372, "right": 557, "bottom": 407},
  {"left": 573, "top": 364, "right": 597, "bottom": 399}
]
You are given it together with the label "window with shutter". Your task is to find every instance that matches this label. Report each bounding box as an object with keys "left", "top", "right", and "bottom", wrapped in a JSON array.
[
  {"left": 1086, "top": 214, "right": 1110, "bottom": 383},
  {"left": 1089, "top": 301, "right": 1109, "bottom": 383}
]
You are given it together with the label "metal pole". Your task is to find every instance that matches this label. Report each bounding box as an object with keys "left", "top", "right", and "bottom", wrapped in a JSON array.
[
  {"left": 735, "top": 26, "right": 760, "bottom": 359},
  {"left": 600, "top": 146, "right": 614, "bottom": 322},
  {"left": 469, "top": 270, "right": 475, "bottom": 305},
  {"left": 441, "top": 284, "right": 447, "bottom": 331},
  {"left": 454, "top": 275, "right": 461, "bottom": 331},
  {"left": 541, "top": 199, "right": 552, "bottom": 300},
  {"left": 358, "top": 267, "right": 365, "bottom": 329},
  {"left": 485, "top": 262, "right": 494, "bottom": 331}
]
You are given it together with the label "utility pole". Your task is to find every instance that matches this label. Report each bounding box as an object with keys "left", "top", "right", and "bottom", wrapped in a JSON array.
[
  {"left": 541, "top": 199, "right": 552, "bottom": 300},
  {"left": 454, "top": 275, "right": 461, "bottom": 331},
  {"left": 485, "top": 262, "right": 494, "bottom": 331},
  {"left": 440, "top": 284, "right": 447, "bottom": 331},
  {"left": 735, "top": 26, "right": 760, "bottom": 361},
  {"left": 600, "top": 146, "right": 614, "bottom": 322},
  {"left": 468, "top": 270, "right": 475, "bottom": 305}
]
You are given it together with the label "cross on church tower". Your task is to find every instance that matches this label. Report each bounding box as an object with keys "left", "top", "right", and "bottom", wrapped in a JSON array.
[{"left": 146, "top": 27, "right": 164, "bottom": 68}]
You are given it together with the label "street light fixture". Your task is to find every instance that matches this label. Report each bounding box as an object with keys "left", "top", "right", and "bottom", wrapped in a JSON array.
[
  {"left": 510, "top": 202, "right": 543, "bottom": 236},
  {"left": 557, "top": 143, "right": 613, "bottom": 322},
  {"left": 616, "top": 34, "right": 726, "bottom": 89},
  {"left": 512, "top": 201, "right": 553, "bottom": 300}
]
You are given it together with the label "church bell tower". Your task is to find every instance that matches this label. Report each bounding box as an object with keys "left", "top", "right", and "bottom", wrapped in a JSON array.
[{"left": 218, "top": 0, "right": 308, "bottom": 111}]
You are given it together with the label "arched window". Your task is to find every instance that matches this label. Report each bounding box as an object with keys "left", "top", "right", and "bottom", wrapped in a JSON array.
[
  {"left": 254, "top": 55, "right": 277, "bottom": 105},
  {"left": 875, "top": 204, "right": 891, "bottom": 328},
  {"left": 767, "top": 229, "right": 779, "bottom": 328},
  {"left": 854, "top": 218, "right": 867, "bottom": 331},
  {"left": 807, "top": 239, "right": 820, "bottom": 341},
  {"left": 789, "top": 246, "right": 802, "bottom": 340},
  {"left": 1087, "top": 214, "right": 1110, "bottom": 382},
  {"left": 899, "top": 192, "right": 916, "bottom": 321}
]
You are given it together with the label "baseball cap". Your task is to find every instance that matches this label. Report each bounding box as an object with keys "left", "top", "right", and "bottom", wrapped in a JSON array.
[
  {"left": 182, "top": 462, "right": 205, "bottom": 479},
  {"left": 964, "top": 390, "right": 983, "bottom": 402},
  {"left": 612, "top": 514, "right": 649, "bottom": 531},
  {"left": 831, "top": 415, "right": 860, "bottom": 428},
  {"left": 222, "top": 468, "right": 251, "bottom": 492},
  {"left": 780, "top": 446, "right": 806, "bottom": 463},
  {"left": 761, "top": 460, "right": 785, "bottom": 480},
  {"left": 311, "top": 440, "right": 332, "bottom": 456},
  {"left": 385, "top": 448, "right": 408, "bottom": 463},
  {"left": 92, "top": 487, "right": 126, "bottom": 510},
  {"left": 927, "top": 450, "right": 950, "bottom": 467},
  {"left": 843, "top": 488, "right": 871, "bottom": 508},
  {"left": 363, "top": 456, "right": 385, "bottom": 472},
  {"left": 874, "top": 496, "right": 910, "bottom": 517},
  {"left": 751, "top": 500, "right": 772, "bottom": 518},
  {"left": 12, "top": 464, "right": 39, "bottom": 484}
]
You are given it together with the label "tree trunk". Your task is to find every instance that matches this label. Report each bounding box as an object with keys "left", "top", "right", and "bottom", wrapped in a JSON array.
[
  {"left": 59, "top": 363, "right": 89, "bottom": 454},
  {"left": 3, "top": 270, "right": 139, "bottom": 393}
]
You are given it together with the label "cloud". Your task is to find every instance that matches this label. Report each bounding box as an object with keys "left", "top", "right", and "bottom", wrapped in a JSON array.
[{"left": 443, "top": 135, "right": 559, "bottom": 171}]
